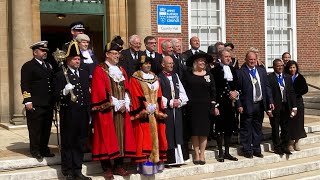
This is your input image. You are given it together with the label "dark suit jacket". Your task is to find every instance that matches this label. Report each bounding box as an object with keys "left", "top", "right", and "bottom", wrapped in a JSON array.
[
  {"left": 236, "top": 65, "right": 273, "bottom": 114},
  {"left": 21, "top": 58, "right": 54, "bottom": 106},
  {"left": 182, "top": 49, "right": 206, "bottom": 59},
  {"left": 144, "top": 50, "right": 163, "bottom": 75},
  {"left": 119, "top": 48, "right": 144, "bottom": 78},
  {"left": 268, "top": 72, "right": 297, "bottom": 113}
]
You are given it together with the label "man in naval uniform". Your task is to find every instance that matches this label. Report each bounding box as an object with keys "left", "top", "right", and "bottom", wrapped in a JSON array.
[
  {"left": 54, "top": 41, "right": 92, "bottom": 180},
  {"left": 62, "top": 21, "right": 85, "bottom": 51},
  {"left": 20, "top": 41, "right": 55, "bottom": 159}
]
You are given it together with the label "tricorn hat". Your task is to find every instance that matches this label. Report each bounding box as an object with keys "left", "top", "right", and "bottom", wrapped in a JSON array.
[
  {"left": 65, "top": 41, "right": 86, "bottom": 59},
  {"left": 186, "top": 53, "right": 214, "bottom": 67},
  {"left": 30, "top": 41, "right": 49, "bottom": 51},
  {"left": 104, "top": 36, "right": 124, "bottom": 52}
]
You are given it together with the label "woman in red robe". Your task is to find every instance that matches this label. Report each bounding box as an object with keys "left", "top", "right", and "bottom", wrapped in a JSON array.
[
  {"left": 129, "top": 55, "right": 168, "bottom": 175},
  {"left": 91, "top": 36, "right": 136, "bottom": 180}
]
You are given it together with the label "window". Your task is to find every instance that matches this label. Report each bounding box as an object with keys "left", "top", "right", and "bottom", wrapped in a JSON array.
[
  {"left": 189, "top": 0, "right": 226, "bottom": 51},
  {"left": 265, "top": 0, "right": 297, "bottom": 69}
]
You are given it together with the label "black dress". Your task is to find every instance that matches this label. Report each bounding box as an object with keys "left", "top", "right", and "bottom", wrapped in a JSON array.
[
  {"left": 183, "top": 70, "right": 216, "bottom": 136},
  {"left": 289, "top": 73, "right": 308, "bottom": 140}
]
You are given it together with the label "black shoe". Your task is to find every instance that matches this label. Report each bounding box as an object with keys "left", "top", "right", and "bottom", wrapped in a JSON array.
[
  {"left": 74, "top": 173, "right": 92, "bottom": 180},
  {"left": 282, "top": 149, "right": 292, "bottom": 155},
  {"left": 274, "top": 149, "right": 284, "bottom": 155},
  {"left": 193, "top": 160, "right": 200, "bottom": 165},
  {"left": 41, "top": 152, "right": 55, "bottom": 157},
  {"left": 253, "top": 152, "right": 264, "bottom": 158},
  {"left": 199, "top": 160, "right": 206, "bottom": 165},
  {"left": 217, "top": 156, "right": 224, "bottom": 162},
  {"left": 31, "top": 153, "right": 43, "bottom": 159},
  {"left": 244, "top": 153, "right": 253, "bottom": 158},
  {"left": 224, "top": 154, "right": 238, "bottom": 161},
  {"left": 65, "top": 174, "right": 75, "bottom": 180}
]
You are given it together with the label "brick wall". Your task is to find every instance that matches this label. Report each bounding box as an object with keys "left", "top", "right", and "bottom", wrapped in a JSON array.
[
  {"left": 296, "top": 0, "right": 320, "bottom": 72},
  {"left": 150, "top": 1, "right": 189, "bottom": 53},
  {"left": 225, "top": 0, "right": 265, "bottom": 66}
]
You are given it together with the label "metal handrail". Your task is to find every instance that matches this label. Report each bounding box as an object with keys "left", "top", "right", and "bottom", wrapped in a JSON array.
[{"left": 307, "top": 83, "right": 320, "bottom": 91}]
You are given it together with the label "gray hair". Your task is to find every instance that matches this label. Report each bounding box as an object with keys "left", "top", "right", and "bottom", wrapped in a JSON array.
[
  {"left": 129, "top": 34, "right": 140, "bottom": 44},
  {"left": 75, "top": 34, "right": 90, "bottom": 42},
  {"left": 171, "top": 38, "right": 180, "bottom": 48},
  {"left": 161, "top": 40, "right": 172, "bottom": 49}
]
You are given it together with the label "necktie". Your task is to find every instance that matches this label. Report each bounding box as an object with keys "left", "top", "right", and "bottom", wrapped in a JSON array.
[
  {"left": 194, "top": 50, "right": 199, "bottom": 54},
  {"left": 134, "top": 52, "right": 138, "bottom": 60},
  {"left": 74, "top": 69, "right": 79, "bottom": 77},
  {"left": 149, "top": 52, "right": 153, "bottom": 58},
  {"left": 251, "top": 69, "right": 261, "bottom": 98},
  {"left": 41, "top": 61, "right": 47, "bottom": 69},
  {"left": 278, "top": 74, "right": 286, "bottom": 102}
]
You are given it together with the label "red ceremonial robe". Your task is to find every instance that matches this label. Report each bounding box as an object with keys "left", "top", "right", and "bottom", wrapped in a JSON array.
[
  {"left": 129, "top": 71, "right": 168, "bottom": 163},
  {"left": 91, "top": 63, "right": 136, "bottom": 161}
]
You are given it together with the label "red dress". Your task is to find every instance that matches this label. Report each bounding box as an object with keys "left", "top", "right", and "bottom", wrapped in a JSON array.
[
  {"left": 91, "top": 63, "right": 136, "bottom": 161},
  {"left": 129, "top": 71, "right": 168, "bottom": 163}
]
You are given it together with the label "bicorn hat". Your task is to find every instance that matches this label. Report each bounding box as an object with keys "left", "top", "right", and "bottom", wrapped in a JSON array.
[
  {"left": 65, "top": 41, "right": 86, "bottom": 59},
  {"left": 104, "top": 36, "right": 124, "bottom": 52}
]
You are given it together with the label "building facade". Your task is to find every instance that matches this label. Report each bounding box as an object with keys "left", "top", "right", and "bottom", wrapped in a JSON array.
[{"left": 0, "top": 0, "right": 319, "bottom": 124}]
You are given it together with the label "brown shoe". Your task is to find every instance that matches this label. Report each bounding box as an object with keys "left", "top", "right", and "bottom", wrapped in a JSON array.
[
  {"left": 294, "top": 140, "right": 301, "bottom": 151},
  {"left": 114, "top": 167, "right": 131, "bottom": 177},
  {"left": 103, "top": 168, "right": 114, "bottom": 180}
]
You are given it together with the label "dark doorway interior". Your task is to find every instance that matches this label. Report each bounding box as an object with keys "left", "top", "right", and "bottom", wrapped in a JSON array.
[{"left": 40, "top": 13, "right": 104, "bottom": 72}]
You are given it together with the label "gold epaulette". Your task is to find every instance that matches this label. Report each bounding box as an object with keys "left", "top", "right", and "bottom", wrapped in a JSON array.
[{"left": 22, "top": 91, "right": 31, "bottom": 99}]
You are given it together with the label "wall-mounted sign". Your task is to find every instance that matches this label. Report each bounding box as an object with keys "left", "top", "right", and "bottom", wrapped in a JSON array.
[{"left": 157, "top": 5, "right": 181, "bottom": 33}]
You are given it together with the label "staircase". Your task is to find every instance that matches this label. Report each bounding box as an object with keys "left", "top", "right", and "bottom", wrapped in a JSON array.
[
  {"left": 1, "top": 116, "right": 320, "bottom": 180},
  {"left": 304, "top": 91, "right": 320, "bottom": 116}
]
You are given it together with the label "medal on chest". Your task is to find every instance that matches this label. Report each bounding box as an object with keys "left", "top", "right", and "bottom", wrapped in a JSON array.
[{"left": 252, "top": 78, "right": 257, "bottom": 85}]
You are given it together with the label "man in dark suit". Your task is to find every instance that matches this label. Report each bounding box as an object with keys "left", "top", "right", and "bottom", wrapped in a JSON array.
[
  {"left": 143, "top": 36, "right": 163, "bottom": 75},
  {"left": 62, "top": 21, "right": 85, "bottom": 51},
  {"left": 54, "top": 42, "right": 92, "bottom": 180},
  {"left": 268, "top": 59, "right": 297, "bottom": 155},
  {"left": 161, "top": 40, "right": 183, "bottom": 78},
  {"left": 21, "top": 41, "right": 55, "bottom": 159},
  {"left": 237, "top": 51, "right": 274, "bottom": 158},
  {"left": 182, "top": 36, "right": 206, "bottom": 59},
  {"left": 119, "top": 34, "right": 144, "bottom": 78}
]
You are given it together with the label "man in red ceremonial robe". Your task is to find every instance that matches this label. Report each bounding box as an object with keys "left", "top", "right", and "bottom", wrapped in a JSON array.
[
  {"left": 129, "top": 55, "right": 168, "bottom": 175},
  {"left": 91, "top": 36, "right": 136, "bottom": 180}
]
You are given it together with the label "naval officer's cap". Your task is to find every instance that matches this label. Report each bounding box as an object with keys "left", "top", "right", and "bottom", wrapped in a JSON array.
[
  {"left": 70, "top": 21, "right": 85, "bottom": 30},
  {"left": 30, "top": 41, "right": 49, "bottom": 51}
]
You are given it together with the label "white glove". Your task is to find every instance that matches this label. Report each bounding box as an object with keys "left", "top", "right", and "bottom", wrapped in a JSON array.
[
  {"left": 111, "top": 96, "right": 123, "bottom": 112},
  {"left": 63, "top": 83, "right": 75, "bottom": 95},
  {"left": 146, "top": 103, "right": 157, "bottom": 114},
  {"left": 124, "top": 93, "right": 131, "bottom": 112},
  {"left": 162, "top": 96, "right": 168, "bottom": 109}
]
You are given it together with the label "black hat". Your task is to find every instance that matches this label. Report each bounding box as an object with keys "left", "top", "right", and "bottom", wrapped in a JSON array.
[
  {"left": 135, "top": 55, "right": 152, "bottom": 70},
  {"left": 65, "top": 41, "right": 86, "bottom": 59},
  {"left": 207, "top": 45, "right": 217, "bottom": 55},
  {"left": 105, "top": 36, "right": 124, "bottom": 52},
  {"left": 30, "top": 41, "right": 49, "bottom": 51},
  {"left": 186, "top": 53, "right": 213, "bottom": 67},
  {"left": 224, "top": 42, "right": 234, "bottom": 50},
  {"left": 70, "top": 21, "right": 85, "bottom": 30}
]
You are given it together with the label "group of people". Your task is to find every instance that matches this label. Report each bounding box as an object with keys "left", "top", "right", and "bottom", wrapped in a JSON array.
[{"left": 20, "top": 21, "right": 308, "bottom": 180}]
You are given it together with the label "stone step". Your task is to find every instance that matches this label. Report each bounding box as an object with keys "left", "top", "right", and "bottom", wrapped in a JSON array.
[
  {"left": 305, "top": 108, "right": 320, "bottom": 116},
  {"left": 7, "top": 142, "right": 320, "bottom": 180},
  {"left": 75, "top": 142, "right": 320, "bottom": 180},
  {"left": 272, "top": 168, "right": 320, "bottom": 180},
  {"left": 1, "top": 127, "right": 320, "bottom": 173},
  {"left": 170, "top": 152, "right": 320, "bottom": 180}
]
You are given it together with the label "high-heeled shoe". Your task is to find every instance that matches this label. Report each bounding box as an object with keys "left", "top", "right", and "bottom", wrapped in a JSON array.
[{"left": 217, "top": 153, "right": 224, "bottom": 162}]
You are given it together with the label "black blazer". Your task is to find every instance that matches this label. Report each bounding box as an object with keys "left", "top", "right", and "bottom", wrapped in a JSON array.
[
  {"left": 268, "top": 72, "right": 297, "bottom": 113},
  {"left": 144, "top": 50, "right": 163, "bottom": 75},
  {"left": 119, "top": 48, "right": 144, "bottom": 78},
  {"left": 20, "top": 58, "right": 54, "bottom": 106},
  {"left": 236, "top": 65, "right": 273, "bottom": 114},
  {"left": 182, "top": 49, "right": 206, "bottom": 59}
]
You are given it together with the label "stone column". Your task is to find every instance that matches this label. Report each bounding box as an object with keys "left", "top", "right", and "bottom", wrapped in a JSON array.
[
  {"left": 0, "top": 0, "right": 10, "bottom": 123},
  {"left": 31, "top": 0, "right": 41, "bottom": 42},
  {"left": 134, "top": 0, "right": 151, "bottom": 40},
  {"left": 10, "top": 0, "right": 33, "bottom": 124},
  {"left": 106, "top": 0, "right": 128, "bottom": 45}
]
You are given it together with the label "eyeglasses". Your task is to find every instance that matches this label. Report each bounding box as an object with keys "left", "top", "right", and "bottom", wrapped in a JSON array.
[
  {"left": 130, "top": 42, "right": 142, "bottom": 46},
  {"left": 148, "top": 41, "right": 157, "bottom": 44},
  {"left": 108, "top": 51, "right": 119, "bottom": 55}
]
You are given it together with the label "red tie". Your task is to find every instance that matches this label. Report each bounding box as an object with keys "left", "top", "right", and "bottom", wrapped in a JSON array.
[{"left": 163, "top": 71, "right": 172, "bottom": 76}]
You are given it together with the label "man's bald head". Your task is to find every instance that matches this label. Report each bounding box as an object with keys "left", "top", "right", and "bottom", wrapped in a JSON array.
[{"left": 162, "top": 56, "right": 174, "bottom": 73}]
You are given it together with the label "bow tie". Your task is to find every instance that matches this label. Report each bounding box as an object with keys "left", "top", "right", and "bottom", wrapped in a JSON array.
[{"left": 163, "top": 72, "right": 172, "bottom": 76}]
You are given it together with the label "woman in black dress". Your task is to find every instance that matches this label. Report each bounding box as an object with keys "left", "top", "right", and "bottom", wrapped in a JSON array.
[
  {"left": 285, "top": 60, "right": 308, "bottom": 151},
  {"left": 183, "top": 53, "right": 218, "bottom": 165}
]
